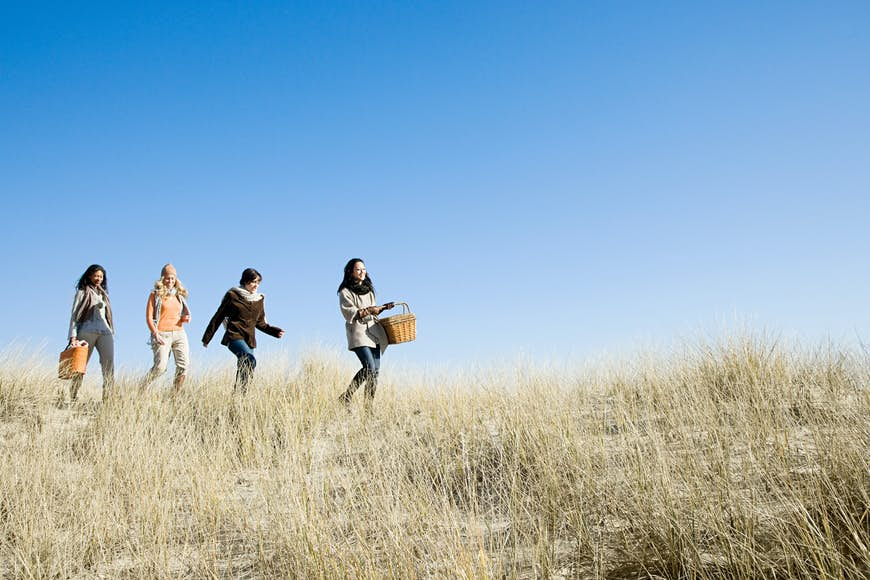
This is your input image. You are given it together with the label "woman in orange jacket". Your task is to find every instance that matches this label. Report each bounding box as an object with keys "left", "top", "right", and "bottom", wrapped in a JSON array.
[{"left": 140, "top": 264, "right": 191, "bottom": 392}]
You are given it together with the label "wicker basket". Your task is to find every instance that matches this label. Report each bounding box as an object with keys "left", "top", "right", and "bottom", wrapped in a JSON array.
[
  {"left": 379, "top": 302, "right": 416, "bottom": 344},
  {"left": 58, "top": 344, "right": 88, "bottom": 379}
]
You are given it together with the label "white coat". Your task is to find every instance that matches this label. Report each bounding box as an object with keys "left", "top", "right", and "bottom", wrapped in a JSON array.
[{"left": 339, "top": 288, "right": 388, "bottom": 352}]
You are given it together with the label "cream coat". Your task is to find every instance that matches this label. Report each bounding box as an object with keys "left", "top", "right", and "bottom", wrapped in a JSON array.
[{"left": 339, "top": 288, "right": 388, "bottom": 353}]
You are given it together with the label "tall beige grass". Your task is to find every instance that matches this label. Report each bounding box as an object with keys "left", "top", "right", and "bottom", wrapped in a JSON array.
[{"left": 1, "top": 335, "right": 867, "bottom": 578}]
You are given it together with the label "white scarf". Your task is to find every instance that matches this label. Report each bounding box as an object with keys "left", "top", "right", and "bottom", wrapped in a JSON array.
[{"left": 232, "top": 286, "right": 263, "bottom": 302}]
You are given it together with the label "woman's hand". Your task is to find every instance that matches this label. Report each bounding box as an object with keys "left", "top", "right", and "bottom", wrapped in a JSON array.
[
  {"left": 277, "top": 330, "right": 285, "bottom": 339},
  {"left": 70, "top": 338, "right": 85, "bottom": 347},
  {"left": 383, "top": 302, "right": 395, "bottom": 310},
  {"left": 360, "top": 305, "right": 390, "bottom": 318},
  {"left": 180, "top": 315, "right": 191, "bottom": 324},
  {"left": 152, "top": 332, "right": 166, "bottom": 346}
]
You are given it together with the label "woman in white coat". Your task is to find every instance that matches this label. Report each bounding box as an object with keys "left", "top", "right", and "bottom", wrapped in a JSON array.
[{"left": 337, "top": 258, "right": 394, "bottom": 408}]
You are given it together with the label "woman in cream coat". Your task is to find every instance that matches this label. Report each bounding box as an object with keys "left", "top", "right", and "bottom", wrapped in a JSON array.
[{"left": 337, "top": 258, "right": 394, "bottom": 408}]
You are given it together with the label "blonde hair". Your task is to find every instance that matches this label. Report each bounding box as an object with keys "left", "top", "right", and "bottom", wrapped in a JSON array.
[{"left": 153, "top": 263, "right": 188, "bottom": 298}]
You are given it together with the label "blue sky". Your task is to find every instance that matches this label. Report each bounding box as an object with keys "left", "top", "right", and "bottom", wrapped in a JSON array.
[{"left": 2, "top": 2, "right": 869, "bottom": 374}]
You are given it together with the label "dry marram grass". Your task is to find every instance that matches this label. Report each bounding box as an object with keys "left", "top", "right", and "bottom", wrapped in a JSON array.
[{"left": 0, "top": 335, "right": 868, "bottom": 578}]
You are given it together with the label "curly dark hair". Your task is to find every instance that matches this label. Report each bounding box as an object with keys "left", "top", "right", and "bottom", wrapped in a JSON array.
[{"left": 76, "top": 264, "right": 108, "bottom": 292}]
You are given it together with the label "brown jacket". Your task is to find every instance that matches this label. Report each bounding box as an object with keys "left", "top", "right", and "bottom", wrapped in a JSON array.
[{"left": 202, "top": 288, "right": 282, "bottom": 349}]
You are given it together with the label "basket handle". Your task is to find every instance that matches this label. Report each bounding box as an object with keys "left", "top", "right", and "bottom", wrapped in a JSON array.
[{"left": 386, "top": 302, "right": 410, "bottom": 314}]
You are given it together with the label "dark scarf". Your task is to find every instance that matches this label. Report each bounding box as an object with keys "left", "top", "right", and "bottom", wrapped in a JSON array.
[{"left": 347, "top": 280, "right": 374, "bottom": 296}]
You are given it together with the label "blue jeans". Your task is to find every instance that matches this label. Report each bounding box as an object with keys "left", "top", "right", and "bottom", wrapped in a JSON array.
[
  {"left": 354, "top": 346, "right": 381, "bottom": 375},
  {"left": 227, "top": 339, "right": 256, "bottom": 393},
  {"left": 340, "top": 346, "right": 381, "bottom": 402}
]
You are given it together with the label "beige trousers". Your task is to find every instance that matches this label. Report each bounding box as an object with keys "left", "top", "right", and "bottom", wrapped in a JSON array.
[{"left": 142, "top": 330, "right": 189, "bottom": 387}]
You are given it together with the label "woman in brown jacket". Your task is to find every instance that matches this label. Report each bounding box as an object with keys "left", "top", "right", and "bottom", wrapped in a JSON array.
[{"left": 202, "top": 268, "right": 284, "bottom": 393}]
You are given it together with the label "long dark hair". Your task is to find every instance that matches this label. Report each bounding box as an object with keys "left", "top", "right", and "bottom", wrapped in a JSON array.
[
  {"left": 240, "top": 268, "right": 262, "bottom": 286},
  {"left": 337, "top": 258, "right": 374, "bottom": 293},
  {"left": 76, "top": 264, "right": 108, "bottom": 292}
]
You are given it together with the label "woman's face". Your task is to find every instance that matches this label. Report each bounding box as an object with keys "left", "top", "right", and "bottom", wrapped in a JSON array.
[
  {"left": 244, "top": 277, "right": 261, "bottom": 293},
  {"left": 162, "top": 272, "right": 176, "bottom": 289},
  {"left": 351, "top": 262, "right": 366, "bottom": 283},
  {"left": 89, "top": 269, "right": 104, "bottom": 287}
]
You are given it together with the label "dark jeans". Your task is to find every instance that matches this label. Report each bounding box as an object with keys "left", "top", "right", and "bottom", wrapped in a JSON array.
[
  {"left": 340, "top": 346, "right": 381, "bottom": 403},
  {"left": 227, "top": 339, "right": 257, "bottom": 393}
]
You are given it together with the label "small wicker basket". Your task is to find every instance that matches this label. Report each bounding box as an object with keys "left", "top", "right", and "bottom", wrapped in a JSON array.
[{"left": 379, "top": 302, "right": 416, "bottom": 344}]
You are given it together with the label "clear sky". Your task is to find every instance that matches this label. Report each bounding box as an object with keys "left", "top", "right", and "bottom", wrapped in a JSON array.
[{"left": 2, "top": 2, "right": 869, "bottom": 374}]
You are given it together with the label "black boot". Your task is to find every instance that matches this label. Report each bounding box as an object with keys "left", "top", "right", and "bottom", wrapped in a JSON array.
[{"left": 339, "top": 369, "right": 366, "bottom": 408}]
